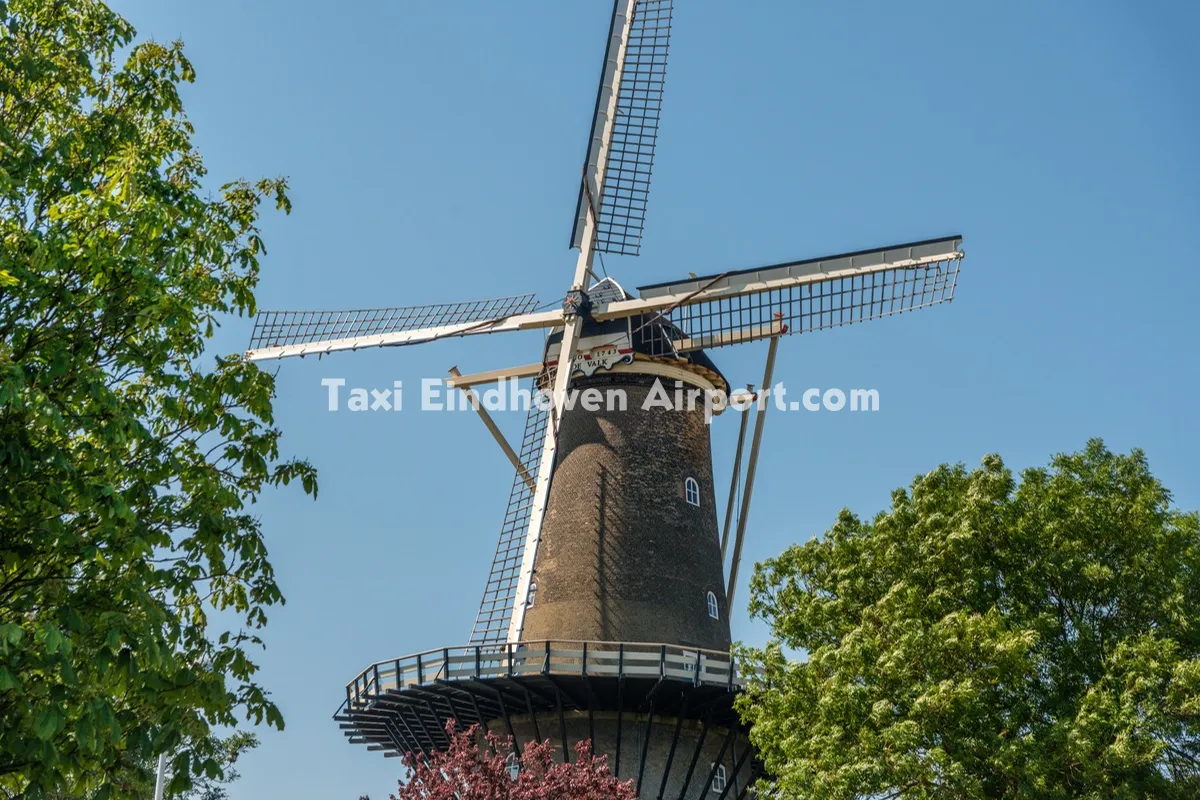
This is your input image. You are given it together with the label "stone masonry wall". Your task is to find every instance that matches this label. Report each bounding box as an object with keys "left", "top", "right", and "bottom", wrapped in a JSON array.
[{"left": 520, "top": 373, "right": 732, "bottom": 652}]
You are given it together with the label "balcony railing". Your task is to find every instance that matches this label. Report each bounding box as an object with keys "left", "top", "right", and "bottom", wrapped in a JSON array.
[{"left": 342, "top": 640, "right": 741, "bottom": 714}]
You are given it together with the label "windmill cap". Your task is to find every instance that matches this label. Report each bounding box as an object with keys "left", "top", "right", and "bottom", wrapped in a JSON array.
[{"left": 542, "top": 276, "right": 730, "bottom": 394}]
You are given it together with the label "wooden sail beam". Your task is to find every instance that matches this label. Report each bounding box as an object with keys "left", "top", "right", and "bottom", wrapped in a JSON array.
[{"left": 449, "top": 367, "right": 536, "bottom": 492}]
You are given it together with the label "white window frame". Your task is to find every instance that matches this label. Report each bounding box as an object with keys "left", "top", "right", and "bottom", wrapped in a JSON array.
[
  {"left": 506, "top": 751, "right": 520, "bottom": 780},
  {"left": 526, "top": 581, "right": 537, "bottom": 608},
  {"left": 711, "top": 763, "right": 727, "bottom": 792},
  {"left": 685, "top": 476, "right": 700, "bottom": 507},
  {"left": 707, "top": 590, "right": 719, "bottom": 620}
]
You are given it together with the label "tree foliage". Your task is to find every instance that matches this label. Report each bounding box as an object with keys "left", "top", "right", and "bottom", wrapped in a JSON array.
[
  {"left": 47, "top": 731, "right": 257, "bottom": 800},
  {"left": 0, "top": 0, "right": 315, "bottom": 796},
  {"left": 363, "top": 722, "right": 636, "bottom": 800},
  {"left": 737, "top": 440, "right": 1200, "bottom": 799},
  {"left": 166, "top": 731, "right": 257, "bottom": 800}
]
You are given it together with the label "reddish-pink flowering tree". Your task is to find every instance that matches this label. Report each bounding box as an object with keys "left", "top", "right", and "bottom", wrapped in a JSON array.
[{"left": 361, "top": 721, "right": 637, "bottom": 800}]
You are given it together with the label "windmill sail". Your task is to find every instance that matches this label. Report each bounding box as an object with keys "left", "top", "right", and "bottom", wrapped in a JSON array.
[
  {"left": 468, "top": 379, "right": 553, "bottom": 645},
  {"left": 620, "top": 236, "right": 965, "bottom": 355},
  {"left": 497, "top": 0, "right": 670, "bottom": 647},
  {"left": 243, "top": 294, "right": 547, "bottom": 361},
  {"left": 570, "top": 0, "right": 674, "bottom": 256}
]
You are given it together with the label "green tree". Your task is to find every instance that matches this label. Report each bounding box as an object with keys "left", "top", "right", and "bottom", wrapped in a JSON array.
[
  {"left": 169, "top": 732, "right": 257, "bottom": 800},
  {"left": 737, "top": 440, "right": 1200, "bottom": 799},
  {"left": 0, "top": 0, "right": 315, "bottom": 797},
  {"left": 46, "top": 731, "right": 257, "bottom": 800}
]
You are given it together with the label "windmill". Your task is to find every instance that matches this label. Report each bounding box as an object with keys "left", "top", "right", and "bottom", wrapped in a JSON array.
[{"left": 245, "top": 1, "right": 964, "bottom": 796}]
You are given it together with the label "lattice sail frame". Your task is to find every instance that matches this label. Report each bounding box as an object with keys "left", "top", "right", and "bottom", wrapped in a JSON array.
[
  {"left": 631, "top": 237, "right": 963, "bottom": 355},
  {"left": 468, "top": 372, "right": 554, "bottom": 646},
  {"left": 247, "top": 294, "right": 540, "bottom": 353},
  {"left": 571, "top": 0, "right": 674, "bottom": 256}
]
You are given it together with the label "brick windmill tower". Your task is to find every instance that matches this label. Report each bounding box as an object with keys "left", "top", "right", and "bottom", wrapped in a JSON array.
[{"left": 244, "top": 2, "right": 965, "bottom": 796}]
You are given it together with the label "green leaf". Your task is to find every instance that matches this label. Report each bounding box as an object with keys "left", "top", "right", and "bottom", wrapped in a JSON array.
[
  {"left": 0, "top": 623, "right": 22, "bottom": 646},
  {"left": 63, "top": 607, "right": 85, "bottom": 633},
  {"left": 34, "top": 707, "right": 62, "bottom": 740},
  {"left": 75, "top": 716, "right": 95, "bottom": 752},
  {"left": 44, "top": 626, "right": 63, "bottom": 655}
]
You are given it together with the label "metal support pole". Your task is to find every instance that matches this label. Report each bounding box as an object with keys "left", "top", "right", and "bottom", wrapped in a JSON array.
[
  {"left": 657, "top": 692, "right": 688, "bottom": 800},
  {"left": 676, "top": 711, "right": 711, "bottom": 800},
  {"left": 409, "top": 700, "right": 440, "bottom": 752},
  {"left": 422, "top": 699, "right": 447, "bottom": 747},
  {"left": 726, "top": 334, "right": 781, "bottom": 611},
  {"left": 715, "top": 740, "right": 752, "bottom": 800},
  {"left": 440, "top": 690, "right": 462, "bottom": 729},
  {"left": 466, "top": 689, "right": 488, "bottom": 743},
  {"left": 496, "top": 690, "right": 519, "bottom": 756},
  {"left": 615, "top": 644, "right": 625, "bottom": 776},
  {"left": 153, "top": 752, "right": 167, "bottom": 800},
  {"left": 720, "top": 384, "right": 754, "bottom": 561},
  {"left": 636, "top": 700, "right": 655, "bottom": 794},
  {"left": 524, "top": 687, "right": 542, "bottom": 743},
  {"left": 556, "top": 687, "right": 570, "bottom": 763},
  {"left": 695, "top": 725, "right": 738, "bottom": 800},
  {"left": 395, "top": 711, "right": 422, "bottom": 756}
]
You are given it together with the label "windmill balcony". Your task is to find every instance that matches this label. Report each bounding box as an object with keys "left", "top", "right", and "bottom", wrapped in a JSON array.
[
  {"left": 334, "top": 640, "right": 756, "bottom": 769},
  {"left": 341, "top": 641, "right": 741, "bottom": 711}
]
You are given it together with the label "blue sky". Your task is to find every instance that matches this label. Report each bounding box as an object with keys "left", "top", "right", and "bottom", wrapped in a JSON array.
[{"left": 112, "top": 1, "right": 1199, "bottom": 798}]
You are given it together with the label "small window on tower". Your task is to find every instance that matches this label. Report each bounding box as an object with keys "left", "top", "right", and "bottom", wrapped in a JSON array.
[
  {"left": 685, "top": 476, "right": 700, "bottom": 506},
  {"left": 506, "top": 752, "right": 520, "bottom": 780},
  {"left": 707, "top": 591, "right": 719, "bottom": 620},
  {"left": 526, "top": 582, "right": 537, "bottom": 608},
  {"left": 711, "top": 763, "right": 727, "bottom": 792}
]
